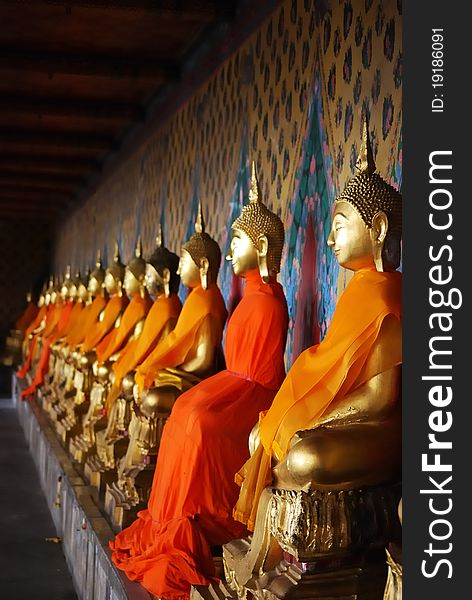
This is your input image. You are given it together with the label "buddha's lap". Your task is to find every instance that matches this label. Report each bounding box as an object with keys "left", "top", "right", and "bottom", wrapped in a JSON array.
[{"left": 169, "top": 371, "right": 275, "bottom": 438}]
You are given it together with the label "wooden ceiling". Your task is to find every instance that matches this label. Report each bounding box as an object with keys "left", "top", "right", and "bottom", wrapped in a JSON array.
[{"left": 0, "top": 0, "right": 237, "bottom": 221}]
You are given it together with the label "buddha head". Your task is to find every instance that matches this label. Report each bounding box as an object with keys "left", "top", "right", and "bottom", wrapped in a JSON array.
[
  {"left": 105, "top": 242, "right": 125, "bottom": 296},
  {"left": 60, "top": 266, "right": 73, "bottom": 301},
  {"left": 44, "top": 277, "right": 54, "bottom": 306},
  {"left": 38, "top": 283, "right": 47, "bottom": 308},
  {"left": 50, "top": 275, "right": 60, "bottom": 305},
  {"left": 145, "top": 225, "right": 180, "bottom": 298},
  {"left": 124, "top": 238, "right": 147, "bottom": 297},
  {"left": 229, "top": 161, "right": 285, "bottom": 281},
  {"left": 69, "top": 271, "right": 79, "bottom": 301},
  {"left": 328, "top": 121, "right": 402, "bottom": 272},
  {"left": 88, "top": 252, "right": 106, "bottom": 297},
  {"left": 75, "top": 270, "right": 89, "bottom": 302},
  {"left": 179, "top": 202, "right": 221, "bottom": 290}
]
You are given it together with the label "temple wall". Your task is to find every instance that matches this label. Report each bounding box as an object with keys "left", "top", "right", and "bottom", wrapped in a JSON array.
[{"left": 53, "top": 0, "right": 402, "bottom": 366}]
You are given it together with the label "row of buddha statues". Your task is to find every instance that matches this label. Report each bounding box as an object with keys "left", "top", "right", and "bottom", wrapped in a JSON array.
[{"left": 11, "top": 124, "right": 402, "bottom": 600}]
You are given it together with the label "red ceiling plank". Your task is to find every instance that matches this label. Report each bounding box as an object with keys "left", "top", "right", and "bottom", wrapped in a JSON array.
[
  {"left": 0, "top": 171, "right": 85, "bottom": 187},
  {"left": 0, "top": 129, "right": 116, "bottom": 150},
  {"left": 1, "top": 0, "right": 234, "bottom": 19},
  {"left": 0, "top": 48, "right": 178, "bottom": 81},
  {"left": 0, "top": 155, "right": 100, "bottom": 175},
  {"left": 0, "top": 94, "right": 145, "bottom": 121}
]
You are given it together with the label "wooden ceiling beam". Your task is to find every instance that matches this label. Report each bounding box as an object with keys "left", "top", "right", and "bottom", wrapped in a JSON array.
[
  {"left": 0, "top": 177, "right": 80, "bottom": 192},
  {"left": 0, "top": 171, "right": 85, "bottom": 187},
  {"left": 0, "top": 155, "right": 100, "bottom": 175},
  {"left": 0, "top": 200, "right": 65, "bottom": 212},
  {"left": 0, "top": 186, "right": 73, "bottom": 201},
  {"left": 0, "top": 94, "right": 145, "bottom": 120},
  {"left": 0, "top": 209, "right": 59, "bottom": 220},
  {"left": 0, "top": 130, "right": 116, "bottom": 150},
  {"left": 0, "top": 48, "right": 178, "bottom": 80},
  {"left": 1, "top": 0, "right": 234, "bottom": 19}
]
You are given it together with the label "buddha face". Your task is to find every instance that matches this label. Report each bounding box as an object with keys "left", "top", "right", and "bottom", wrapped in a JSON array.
[
  {"left": 69, "top": 283, "right": 78, "bottom": 300},
  {"left": 88, "top": 276, "right": 102, "bottom": 296},
  {"left": 327, "top": 201, "right": 375, "bottom": 271},
  {"left": 124, "top": 268, "right": 140, "bottom": 296},
  {"left": 105, "top": 271, "right": 120, "bottom": 295},
  {"left": 177, "top": 249, "right": 201, "bottom": 288},
  {"left": 145, "top": 264, "right": 166, "bottom": 296},
  {"left": 60, "top": 283, "right": 69, "bottom": 300},
  {"left": 229, "top": 228, "right": 259, "bottom": 277},
  {"left": 77, "top": 283, "right": 88, "bottom": 301}
]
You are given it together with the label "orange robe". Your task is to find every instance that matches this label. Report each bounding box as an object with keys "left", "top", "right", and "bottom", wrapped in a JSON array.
[
  {"left": 96, "top": 293, "right": 152, "bottom": 364},
  {"left": 106, "top": 294, "right": 182, "bottom": 409},
  {"left": 110, "top": 270, "right": 288, "bottom": 600},
  {"left": 15, "top": 302, "right": 39, "bottom": 333},
  {"left": 81, "top": 294, "right": 129, "bottom": 353},
  {"left": 134, "top": 284, "right": 228, "bottom": 393},
  {"left": 17, "top": 303, "right": 56, "bottom": 380},
  {"left": 57, "top": 300, "right": 85, "bottom": 342},
  {"left": 25, "top": 304, "right": 47, "bottom": 339},
  {"left": 66, "top": 295, "right": 107, "bottom": 349},
  {"left": 21, "top": 300, "right": 75, "bottom": 397},
  {"left": 16, "top": 304, "right": 48, "bottom": 378},
  {"left": 233, "top": 269, "right": 402, "bottom": 529}
]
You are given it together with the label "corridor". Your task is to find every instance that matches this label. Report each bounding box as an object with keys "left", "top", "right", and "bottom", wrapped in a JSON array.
[{"left": 0, "top": 397, "right": 76, "bottom": 600}]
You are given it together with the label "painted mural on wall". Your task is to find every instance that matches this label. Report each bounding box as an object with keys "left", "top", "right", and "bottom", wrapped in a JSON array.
[{"left": 54, "top": 0, "right": 402, "bottom": 366}]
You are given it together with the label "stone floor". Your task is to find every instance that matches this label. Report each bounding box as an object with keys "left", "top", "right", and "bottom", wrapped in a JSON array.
[{"left": 0, "top": 397, "right": 77, "bottom": 600}]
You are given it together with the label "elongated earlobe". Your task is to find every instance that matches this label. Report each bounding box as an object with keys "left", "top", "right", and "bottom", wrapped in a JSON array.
[
  {"left": 200, "top": 258, "right": 209, "bottom": 290},
  {"left": 256, "top": 235, "right": 270, "bottom": 283},
  {"left": 370, "top": 211, "right": 389, "bottom": 272},
  {"left": 163, "top": 268, "right": 171, "bottom": 298}
]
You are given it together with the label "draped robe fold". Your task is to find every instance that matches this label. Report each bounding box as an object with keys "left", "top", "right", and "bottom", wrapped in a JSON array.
[
  {"left": 81, "top": 294, "right": 129, "bottom": 353},
  {"left": 106, "top": 294, "right": 183, "bottom": 410},
  {"left": 95, "top": 293, "right": 153, "bottom": 364},
  {"left": 15, "top": 302, "right": 39, "bottom": 333},
  {"left": 233, "top": 269, "right": 402, "bottom": 530},
  {"left": 110, "top": 271, "right": 288, "bottom": 599},
  {"left": 21, "top": 300, "right": 75, "bottom": 397},
  {"left": 134, "top": 284, "right": 228, "bottom": 393}
]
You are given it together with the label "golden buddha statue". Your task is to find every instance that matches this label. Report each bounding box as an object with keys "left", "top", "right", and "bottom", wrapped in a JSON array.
[
  {"left": 222, "top": 123, "right": 403, "bottom": 599},
  {"left": 93, "top": 230, "right": 181, "bottom": 491},
  {"left": 54, "top": 259, "right": 106, "bottom": 438},
  {"left": 20, "top": 274, "right": 66, "bottom": 400},
  {"left": 384, "top": 499, "right": 402, "bottom": 600},
  {"left": 47, "top": 270, "right": 89, "bottom": 420},
  {"left": 106, "top": 207, "right": 227, "bottom": 526},
  {"left": 40, "top": 266, "right": 75, "bottom": 410},
  {"left": 16, "top": 283, "right": 48, "bottom": 383},
  {"left": 2, "top": 290, "right": 38, "bottom": 368},
  {"left": 84, "top": 239, "right": 154, "bottom": 484},
  {"left": 69, "top": 245, "right": 128, "bottom": 462},
  {"left": 30, "top": 276, "right": 55, "bottom": 369},
  {"left": 109, "top": 164, "right": 290, "bottom": 599}
]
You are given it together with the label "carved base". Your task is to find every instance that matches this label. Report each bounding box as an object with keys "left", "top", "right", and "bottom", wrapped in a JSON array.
[
  {"left": 84, "top": 462, "right": 117, "bottom": 502},
  {"left": 217, "top": 553, "right": 387, "bottom": 599},
  {"left": 223, "top": 484, "right": 400, "bottom": 600},
  {"left": 84, "top": 459, "right": 104, "bottom": 488},
  {"left": 69, "top": 433, "right": 95, "bottom": 463},
  {"left": 267, "top": 485, "right": 401, "bottom": 561},
  {"left": 104, "top": 462, "right": 156, "bottom": 529},
  {"left": 383, "top": 546, "right": 402, "bottom": 600},
  {"left": 105, "top": 482, "right": 142, "bottom": 530}
]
